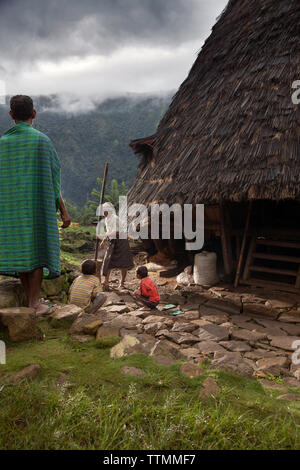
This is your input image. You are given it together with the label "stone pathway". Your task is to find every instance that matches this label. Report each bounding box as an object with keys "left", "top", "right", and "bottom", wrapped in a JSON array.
[
  {"left": 53, "top": 285, "right": 300, "bottom": 383},
  {"left": 1, "top": 277, "right": 300, "bottom": 396}
]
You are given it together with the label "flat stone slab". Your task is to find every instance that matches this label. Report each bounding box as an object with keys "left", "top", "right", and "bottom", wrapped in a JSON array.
[
  {"left": 196, "top": 341, "right": 226, "bottom": 355},
  {"left": 164, "top": 294, "right": 186, "bottom": 306},
  {"left": 265, "top": 299, "right": 295, "bottom": 310},
  {"left": 256, "top": 356, "right": 290, "bottom": 376},
  {"left": 269, "top": 336, "right": 300, "bottom": 351},
  {"left": 83, "top": 320, "right": 103, "bottom": 335},
  {"left": 190, "top": 319, "right": 212, "bottom": 327},
  {"left": 277, "top": 393, "right": 300, "bottom": 401},
  {"left": 244, "top": 350, "right": 283, "bottom": 360},
  {"left": 69, "top": 312, "right": 110, "bottom": 335},
  {"left": 219, "top": 341, "right": 252, "bottom": 353},
  {"left": 180, "top": 363, "right": 205, "bottom": 378},
  {"left": 150, "top": 340, "right": 183, "bottom": 359},
  {"left": 7, "top": 364, "right": 41, "bottom": 384},
  {"left": 211, "top": 352, "right": 254, "bottom": 377},
  {"left": 156, "top": 330, "right": 199, "bottom": 345},
  {"left": 142, "top": 315, "right": 170, "bottom": 324},
  {"left": 179, "top": 348, "right": 202, "bottom": 359},
  {"left": 220, "top": 322, "right": 234, "bottom": 329},
  {"left": 121, "top": 366, "right": 146, "bottom": 377},
  {"left": 285, "top": 377, "right": 300, "bottom": 389},
  {"left": 103, "top": 292, "right": 125, "bottom": 305},
  {"left": 96, "top": 325, "right": 120, "bottom": 339},
  {"left": 70, "top": 335, "right": 93, "bottom": 343},
  {"left": 51, "top": 304, "right": 83, "bottom": 322},
  {"left": 171, "top": 322, "right": 197, "bottom": 333},
  {"left": 203, "top": 299, "right": 241, "bottom": 315},
  {"left": 230, "top": 316, "right": 256, "bottom": 330},
  {"left": 0, "top": 279, "right": 26, "bottom": 309},
  {"left": 294, "top": 370, "right": 300, "bottom": 381},
  {"left": 243, "top": 303, "right": 277, "bottom": 318},
  {"left": 200, "top": 377, "right": 220, "bottom": 398},
  {"left": 259, "top": 379, "right": 288, "bottom": 392},
  {"left": 231, "top": 319, "right": 281, "bottom": 340},
  {"left": 110, "top": 335, "right": 140, "bottom": 358},
  {"left": 107, "top": 305, "right": 131, "bottom": 314},
  {"left": 0, "top": 307, "right": 38, "bottom": 342},
  {"left": 128, "top": 310, "right": 147, "bottom": 319},
  {"left": 196, "top": 324, "right": 230, "bottom": 342},
  {"left": 144, "top": 322, "right": 167, "bottom": 335},
  {"left": 202, "top": 313, "right": 229, "bottom": 325},
  {"left": 278, "top": 311, "right": 300, "bottom": 324},
  {"left": 279, "top": 323, "right": 300, "bottom": 336},
  {"left": 231, "top": 328, "right": 267, "bottom": 342},
  {"left": 153, "top": 355, "right": 177, "bottom": 365},
  {"left": 109, "top": 314, "right": 143, "bottom": 330},
  {"left": 253, "top": 318, "right": 287, "bottom": 336},
  {"left": 179, "top": 311, "right": 200, "bottom": 321}
]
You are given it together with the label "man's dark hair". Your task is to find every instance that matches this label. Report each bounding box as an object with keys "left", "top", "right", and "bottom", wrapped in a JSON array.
[
  {"left": 81, "top": 259, "right": 96, "bottom": 275},
  {"left": 136, "top": 265, "right": 148, "bottom": 279},
  {"left": 10, "top": 95, "right": 34, "bottom": 121}
]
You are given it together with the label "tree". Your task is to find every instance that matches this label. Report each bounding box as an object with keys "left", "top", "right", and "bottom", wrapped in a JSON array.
[{"left": 88, "top": 178, "right": 127, "bottom": 213}]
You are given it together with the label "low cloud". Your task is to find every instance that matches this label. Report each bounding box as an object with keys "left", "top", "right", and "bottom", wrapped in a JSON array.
[{"left": 0, "top": 0, "right": 228, "bottom": 108}]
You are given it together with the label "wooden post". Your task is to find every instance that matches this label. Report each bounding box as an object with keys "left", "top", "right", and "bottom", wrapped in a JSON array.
[
  {"left": 94, "top": 162, "right": 109, "bottom": 261},
  {"left": 235, "top": 235, "right": 241, "bottom": 263},
  {"left": 234, "top": 201, "right": 253, "bottom": 288},
  {"left": 242, "top": 235, "right": 256, "bottom": 281},
  {"left": 296, "top": 265, "right": 300, "bottom": 289},
  {"left": 225, "top": 205, "right": 233, "bottom": 271},
  {"left": 219, "top": 203, "right": 232, "bottom": 275}
]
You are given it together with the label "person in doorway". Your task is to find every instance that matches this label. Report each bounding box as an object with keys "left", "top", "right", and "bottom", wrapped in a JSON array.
[
  {"left": 0, "top": 95, "right": 71, "bottom": 316},
  {"left": 99, "top": 202, "right": 134, "bottom": 290}
]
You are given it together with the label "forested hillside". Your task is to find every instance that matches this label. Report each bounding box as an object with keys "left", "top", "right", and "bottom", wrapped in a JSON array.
[{"left": 0, "top": 94, "right": 171, "bottom": 206}]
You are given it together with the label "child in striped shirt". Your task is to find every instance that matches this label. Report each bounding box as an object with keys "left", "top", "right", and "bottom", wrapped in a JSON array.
[{"left": 69, "top": 260, "right": 107, "bottom": 314}]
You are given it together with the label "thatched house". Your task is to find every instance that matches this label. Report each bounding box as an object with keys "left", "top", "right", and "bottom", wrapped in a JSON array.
[{"left": 128, "top": 0, "right": 300, "bottom": 291}]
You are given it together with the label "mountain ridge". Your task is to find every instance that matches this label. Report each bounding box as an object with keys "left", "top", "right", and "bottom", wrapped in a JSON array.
[{"left": 0, "top": 93, "right": 172, "bottom": 206}]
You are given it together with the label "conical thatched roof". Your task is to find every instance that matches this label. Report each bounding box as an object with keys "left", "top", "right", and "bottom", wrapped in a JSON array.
[{"left": 128, "top": 0, "right": 300, "bottom": 206}]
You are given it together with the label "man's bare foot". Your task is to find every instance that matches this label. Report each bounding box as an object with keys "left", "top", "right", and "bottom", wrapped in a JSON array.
[{"left": 35, "top": 303, "right": 56, "bottom": 317}]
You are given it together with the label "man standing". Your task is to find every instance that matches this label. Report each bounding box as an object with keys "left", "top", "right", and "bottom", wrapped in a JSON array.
[{"left": 0, "top": 95, "right": 70, "bottom": 315}]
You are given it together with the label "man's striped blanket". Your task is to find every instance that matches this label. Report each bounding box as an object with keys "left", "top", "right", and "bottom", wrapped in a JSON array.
[{"left": 0, "top": 121, "right": 61, "bottom": 279}]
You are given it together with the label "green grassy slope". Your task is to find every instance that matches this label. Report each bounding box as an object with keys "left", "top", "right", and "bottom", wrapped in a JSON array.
[{"left": 1, "top": 320, "right": 300, "bottom": 450}]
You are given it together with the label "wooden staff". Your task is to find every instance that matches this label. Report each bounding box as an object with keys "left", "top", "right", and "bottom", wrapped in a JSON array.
[
  {"left": 234, "top": 200, "right": 253, "bottom": 288},
  {"left": 94, "top": 162, "right": 109, "bottom": 261}
]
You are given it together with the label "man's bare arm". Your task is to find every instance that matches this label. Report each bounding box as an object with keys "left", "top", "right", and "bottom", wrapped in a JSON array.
[{"left": 60, "top": 193, "right": 71, "bottom": 228}]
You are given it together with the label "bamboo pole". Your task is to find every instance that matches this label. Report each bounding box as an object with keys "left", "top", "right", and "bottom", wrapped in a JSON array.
[
  {"left": 234, "top": 201, "right": 253, "bottom": 288},
  {"left": 94, "top": 162, "right": 109, "bottom": 261}
]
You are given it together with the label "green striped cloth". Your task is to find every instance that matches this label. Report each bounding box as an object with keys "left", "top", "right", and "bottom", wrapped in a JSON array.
[{"left": 0, "top": 121, "right": 61, "bottom": 279}]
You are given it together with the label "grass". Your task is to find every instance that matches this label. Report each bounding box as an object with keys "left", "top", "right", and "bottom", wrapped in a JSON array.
[
  {"left": 1, "top": 320, "right": 300, "bottom": 450},
  {"left": 60, "top": 250, "right": 83, "bottom": 269},
  {"left": 60, "top": 224, "right": 95, "bottom": 270}
]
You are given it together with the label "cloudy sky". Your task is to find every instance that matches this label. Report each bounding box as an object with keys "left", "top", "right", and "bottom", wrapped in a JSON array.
[{"left": 0, "top": 0, "right": 228, "bottom": 107}]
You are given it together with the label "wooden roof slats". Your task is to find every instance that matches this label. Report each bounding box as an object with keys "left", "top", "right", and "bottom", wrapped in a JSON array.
[{"left": 128, "top": 0, "right": 300, "bottom": 206}]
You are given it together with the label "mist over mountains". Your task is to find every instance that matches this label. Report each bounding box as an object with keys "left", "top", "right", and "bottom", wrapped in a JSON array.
[{"left": 0, "top": 93, "right": 172, "bottom": 206}]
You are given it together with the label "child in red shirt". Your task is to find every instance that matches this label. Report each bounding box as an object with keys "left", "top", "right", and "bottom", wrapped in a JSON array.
[{"left": 134, "top": 266, "right": 160, "bottom": 310}]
